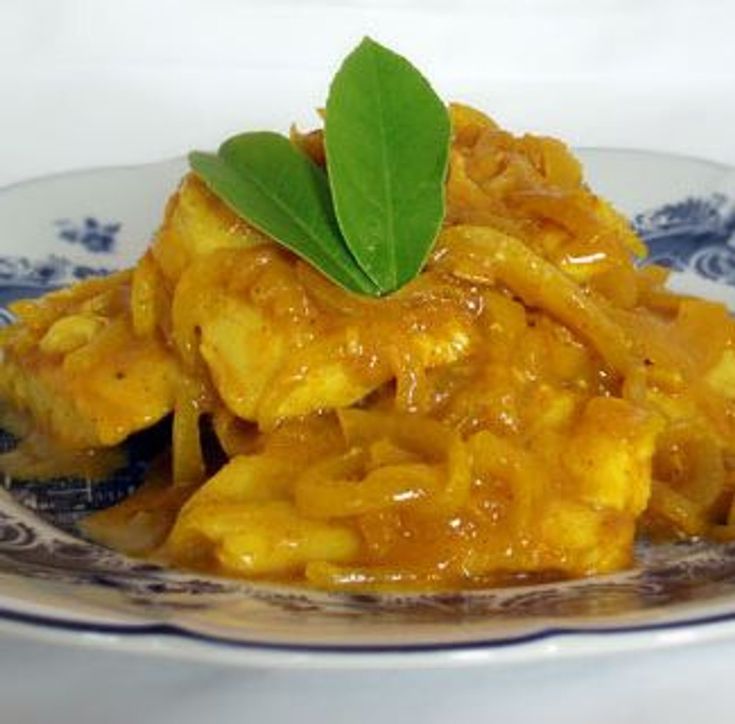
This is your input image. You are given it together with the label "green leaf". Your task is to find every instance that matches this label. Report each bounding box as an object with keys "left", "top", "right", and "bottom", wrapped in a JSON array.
[
  {"left": 325, "top": 37, "right": 451, "bottom": 292},
  {"left": 189, "top": 132, "right": 379, "bottom": 296}
]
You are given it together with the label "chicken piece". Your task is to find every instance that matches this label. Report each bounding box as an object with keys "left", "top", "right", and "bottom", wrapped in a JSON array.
[
  {"left": 152, "top": 174, "right": 267, "bottom": 283},
  {"left": 172, "top": 246, "right": 477, "bottom": 429},
  {"left": 0, "top": 273, "right": 179, "bottom": 449},
  {"left": 520, "top": 396, "right": 664, "bottom": 576},
  {"left": 163, "top": 415, "right": 363, "bottom": 577},
  {"left": 156, "top": 178, "right": 476, "bottom": 427},
  {"left": 199, "top": 295, "right": 473, "bottom": 428},
  {"left": 562, "top": 397, "right": 664, "bottom": 516},
  {"left": 539, "top": 499, "right": 636, "bottom": 575},
  {"left": 153, "top": 176, "right": 476, "bottom": 427},
  {"left": 706, "top": 348, "right": 735, "bottom": 401},
  {"left": 168, "top": 498, "right": 361, "bottom": 578}
]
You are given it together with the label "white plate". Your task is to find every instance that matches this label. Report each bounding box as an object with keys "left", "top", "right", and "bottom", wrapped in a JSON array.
[{"left": 1, "top": 149, "right": 735, "bottom": 669}]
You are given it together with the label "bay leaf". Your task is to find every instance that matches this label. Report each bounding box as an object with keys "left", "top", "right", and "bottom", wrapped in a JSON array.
[
  {"left": 325, "top": 37, "right": 450, "bottom": 292},
  {"left": 190, "top": 132, "right": 378, "bottom": 295}
]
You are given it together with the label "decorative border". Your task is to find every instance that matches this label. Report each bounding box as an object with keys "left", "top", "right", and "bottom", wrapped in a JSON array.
[
  {"left": 1, "top": 602, "right": 735, "bottom": 656},
  {"left": 0, "top": 254, "right": 110, "bottom": 289},
  {"left": 5, "top": 499, "right": 735, "bottom": 646},
  {"left": 633, "top": 193, "right": 735, "bottom": 284}
]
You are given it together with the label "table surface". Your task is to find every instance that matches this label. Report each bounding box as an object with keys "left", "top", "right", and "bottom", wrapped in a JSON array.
[
  {"left": 2, "top": 1, "right": 735, "bottom": 721},
  {"left": 1, "top": 632, "right": 735, "bottom": 724}
]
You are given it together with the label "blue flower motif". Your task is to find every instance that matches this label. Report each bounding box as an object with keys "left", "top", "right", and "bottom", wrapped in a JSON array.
[
  {"left": 633, "top": 194, "right": 735, "bottom": 285},
  {"left": 0, "top": 255, "right": 112, "bottom": 324},
  {"left": 54, "top": 217, "right": 121, "bottom": 253}
]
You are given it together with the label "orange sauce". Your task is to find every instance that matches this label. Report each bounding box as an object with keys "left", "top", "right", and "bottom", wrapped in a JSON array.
[{"left": 2, "top": 103, "right": 735, "bottom": 591}]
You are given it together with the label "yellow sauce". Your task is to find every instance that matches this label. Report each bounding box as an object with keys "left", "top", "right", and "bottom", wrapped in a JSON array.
[{"left": 2, "top": 103, "right": 734, "bottom": 592}]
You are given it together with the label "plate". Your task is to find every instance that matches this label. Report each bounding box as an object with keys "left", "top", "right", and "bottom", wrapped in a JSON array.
[{"left": 1, "top": 149, "right": 735, "bottom": 669}]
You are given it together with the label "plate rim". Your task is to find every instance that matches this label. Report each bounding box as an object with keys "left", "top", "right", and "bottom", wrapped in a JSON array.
[{"left": 1, "top": 145, "right": 732, "bottom": 196}]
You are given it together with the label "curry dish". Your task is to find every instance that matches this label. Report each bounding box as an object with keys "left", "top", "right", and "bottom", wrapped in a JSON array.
[{"left": 2, "top": 104, "right": 734, "bottom": 591}]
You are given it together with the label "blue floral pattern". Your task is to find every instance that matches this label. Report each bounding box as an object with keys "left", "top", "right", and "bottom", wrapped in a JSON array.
[
  {"left": 633, "top": 194, "right": 735, "bottom": 284},
  {"left": 0, "top": 254, "right": 110, "bottom": 289},
  {"left": 55, "top": 217, "right": 120, "bottom": 253},
  {"left": 0, "top": 255, "right": 111, "bottom": 325}
]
